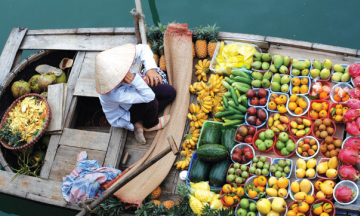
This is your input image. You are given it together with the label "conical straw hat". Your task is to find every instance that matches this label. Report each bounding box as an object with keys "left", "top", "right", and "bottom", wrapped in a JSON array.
[{"left": 95, "top": 43, "right": 136, "bottom": 94}]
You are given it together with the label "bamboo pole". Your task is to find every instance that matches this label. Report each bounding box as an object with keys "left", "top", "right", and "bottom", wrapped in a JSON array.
[
  {"left": 131, "top": 9, "right": 142, "bottom": 44},
  {"left": 135, "top": 0, "right": 147, "bottom": 44}
]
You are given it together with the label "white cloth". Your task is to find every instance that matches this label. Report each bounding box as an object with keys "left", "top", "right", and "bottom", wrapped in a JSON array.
[{"left": 99, "top": 44, "right": 157, "bottom": 131}]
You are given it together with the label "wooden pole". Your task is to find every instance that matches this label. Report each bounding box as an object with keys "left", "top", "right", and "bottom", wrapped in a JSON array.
[
  {"left": 131, "top": 9, "right": 142, "bottom": 44},
  {"left": 135, "top": 0, "right": 147, "bottom": 44}
]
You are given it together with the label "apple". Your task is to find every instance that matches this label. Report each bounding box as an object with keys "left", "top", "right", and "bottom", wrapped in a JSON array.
[
  {"left": 264, "top": 129, "right": 274, "bottom": 139},
  {"left": 278, "top": 132, "right": 289, "bottom": 142}
]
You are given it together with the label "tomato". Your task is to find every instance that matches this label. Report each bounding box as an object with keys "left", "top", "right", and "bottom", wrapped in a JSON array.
[{"left": 244, "top": 151, "right": 253, "bottom": 160}]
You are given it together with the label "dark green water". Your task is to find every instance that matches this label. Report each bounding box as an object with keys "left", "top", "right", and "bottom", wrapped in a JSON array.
[{"left": 1, "top": 0, "right": 360, "bottom": 215}]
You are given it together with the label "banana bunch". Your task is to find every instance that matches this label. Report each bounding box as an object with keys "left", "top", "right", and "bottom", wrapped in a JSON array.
[
  {"left": 183, "top": 129, "right": 200, "bottom": 149},
  {"left": 174, "top": 148, "right": 194, "bottom": 170},
  {"left": 195, "top": 59, "right": 211, "bottom": 82},
  {"left": 188, "top": 103, "right": 208, "bottom": 129},
  {"left": 189, "top": 82, "right": 198, "bottom": 94},
  {"left": 197, "top": 93, "right": 213, "bottom": 113}
]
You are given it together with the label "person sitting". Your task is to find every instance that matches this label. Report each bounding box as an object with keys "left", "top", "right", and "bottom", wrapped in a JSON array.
[{"left": 95, "top": 43, "right": 176, "bottom": 144}]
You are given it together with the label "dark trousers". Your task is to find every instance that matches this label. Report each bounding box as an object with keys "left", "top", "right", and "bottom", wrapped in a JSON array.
[{"left": 130, "top": 84, "right": 176, "bottom": 128}]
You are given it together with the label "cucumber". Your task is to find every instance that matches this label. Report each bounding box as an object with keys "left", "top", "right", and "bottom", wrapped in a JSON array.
[
  {"left": 235, "top": 90, "right": 241, "bottom": 99},
  {"left": 215, "top": 110, "right": 234, "bottom": 118},
  {"left": 225, "top": 77, "right": 234, "bottom": 84},
  {"left": 221, "top": 128, "right": 236, "bottom": 152},
  {"left": 232, "top": 82, "right": 252, "bottom": 89},
  {"left": 231, "top": 70, "right": 250, "bottom": 78},
  {"left": 190, "top": 157, "right": 212, "bottom": 183},
  {"left": 224, "top": 92, "right": 232, "bottom": 98},
  {"left": 227, "top": 106, "right": 244, "bottom": 115},
  {"left": 200, "top": 124, "right": 222, "bottom": 146},
  {"left": 234, "top": 85, "right": 251, "bottom": 93},
  {"left": 228, "top": 101, "right": 247, "bottom": 113},
  {"left": 234, "top": 76, "right": 252, "bottom": 84},
  {"left": 223, "top": 119, "right": 243, "bottom": 126},
  {"left": 240, "top": 95, "right": 248, "bottom": 108},
  {"left": 222, "top": 96, "right": 229, "bottom": 108},
  {"left": 229, "top": 87, "right": 239, "bottom": 106},
  {"left": 221, "top": 81, "right": 231, "bottom": 90},
  {"left": 209, "top": 159, "right": 232, "bottom": 187},
  {"left": 197, "top": 144, "right": 229, "bottom": 162},
  {"left": 229, "top": 75, "right": 235, "bottom": 80},
  {"left": 223, "top": 114, "right": 245, "bottom": 120}
]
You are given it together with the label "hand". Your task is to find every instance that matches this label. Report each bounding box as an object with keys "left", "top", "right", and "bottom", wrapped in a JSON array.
[
  {"left": 145, "top": 69, "right": 162, "bottom": 87},
  {"left": 122, "top": 72, "right": 135, "bottom": 84}
]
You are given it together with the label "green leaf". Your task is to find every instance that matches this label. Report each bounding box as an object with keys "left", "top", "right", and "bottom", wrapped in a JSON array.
[
  {"left": 306, "top": 94, "right": 319, "bottom": 100},
  {"left": 331, "top": 106, "right": 336, "bottom": 116},
  {"left": 312, "top": 202, "right": 324, "bottom": 209}
]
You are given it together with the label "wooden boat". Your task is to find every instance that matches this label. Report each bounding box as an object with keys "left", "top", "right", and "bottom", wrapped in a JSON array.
[{"left": 0, "top": 1, "right": 359, "bottom": 215}]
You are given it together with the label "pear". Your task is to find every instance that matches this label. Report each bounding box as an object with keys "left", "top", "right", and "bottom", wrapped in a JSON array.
[
  {"left": 313, "top": 60, "right": 322, "bottom": 70},
  {"left": 270, "top": 64, "right": 278, "bottom": 73},
  {"left": 296, "top": 158, "right": 306, "bottom": 169},
  {"left": 252, "top": 61, "right": 262, "bottom": 70},
  {"left": 262, "top": 79, "right": 271, "bottom": 88},
  {"left": 292, "top": 59, "right": 299, "bottom": 63},
  {"left": 301, "top": 69, "right": 309, "bottom": 76},
  {"left": 271, "top": 197, "right": 287, "bottom": 213},
  {"left": 283, "top": 56, "right": 291, "bottom": 67},
  {"left": 251, "top": 80, "right": 262, "bottom": 88},
  {"left": 279, "top": 65, "right": 288, "bottom": 74},
  {"left": 257, "top": 198, "right": 271, "bottom": 214},
  {"left": 263, "top": 72, "right": 272, "bottom": 80},
  {"left": 281, "top": 84, "right": 289, "bottom": 93},
  {"left": 271, "top": 82, "right": 281, "bottom": 92},
  {"left": 267, "top": 210, "right": 280, "bottom": 216},
  {"left": 332, "top": 72, "right": 343, "bottom": 82},
  {"left": 273, "top": 73, "right": 281, "bottom": 83},
  {"left": 253, "top": 52, "right": 262, "bottom": 61},
  {"left": 281, "top": 75, "right": 291, "bottom": 84},
  {"left": 273, "top": 55, "right": 284, "bottom": 69},
  {"left": 29, "top": 74, "right": 42, "bottom": 93},
  {"left": 320, "top": 68, "right": 330, "bottom": 79},
  {"left": 304, "top": 59, "right": 311, "bottom": 68},
  {"left": 291, "top": 69, "right": 301, "bottom": 76},
  {"left": 345, "top": 65, "right": 350, "bottom": 73},
  {"left": 252, "top": 72, "right": 263, "bottom": 80},
  {"left": 56, "top": 71, "right": 67, "bottom": 83},
  {"left": 322, "top": 59, "right": 332, "bottom": 69},
  {"left": 310, "top": 69, "right": 320, "bottom": 78},
  {"left": 262, "top": 53, "right": 272, "bottom": 62},
  {"left": 341, "top": 73, "right": 350, "bottom": 82},
  {"left": 292, "top": 61, "right": 307, "bottom": 70},
  {"left": 262, "top": 62, "right": 270, "bottom": 70},
  {"left": 333, "top": 64, "right": 344, "bottom": 72}
]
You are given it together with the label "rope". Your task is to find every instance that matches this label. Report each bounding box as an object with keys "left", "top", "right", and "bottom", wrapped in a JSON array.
[{"left": 130, "top": 9, "right": 145, "bottom": 19}]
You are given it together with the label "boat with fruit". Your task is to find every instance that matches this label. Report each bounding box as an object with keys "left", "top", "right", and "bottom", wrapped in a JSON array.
[{"left": 0, "top": 1, "right": 360, "bottom": 215}]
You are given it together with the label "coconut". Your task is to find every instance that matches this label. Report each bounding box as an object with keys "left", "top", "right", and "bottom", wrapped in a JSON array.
[
  {"left": 28, "top": 74, "right": 42, "bottom": 93},
  {"left": 40, "top": 91, "right": 48, "bottom": 99},
  {"left": 11, "top": 80, "right": 31, "bottom": 98},
  {"left": 38, "top": 73, "right": 57, "bottom": 91},
  {"left": 56, "top": 71, "right": 67, "bottom": 83}
]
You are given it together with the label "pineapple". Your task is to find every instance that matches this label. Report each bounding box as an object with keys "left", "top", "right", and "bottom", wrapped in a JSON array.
[
  {"left": 206, "top": 24, "right": 220, "bottom": 58},
  {"left": 159, "top": 44, "right": 166, "bottom": 71},
  {"left": 195, "top": 26, "right": 208, "bottom": 58},
  {"left": 146, "top": 25, "right": 162, "bottom": 43},
  {"left": 162, "top": 200, "right": 174, "bottom": 210},
  {"left": 150, "top": 186, "right": 161, "bottom": 200},
  {"left": 150, "top": 40, "right": 159, "bottom": 66},
  {"left": 192, "top": 42, "right": 195, "bottom": 58}
]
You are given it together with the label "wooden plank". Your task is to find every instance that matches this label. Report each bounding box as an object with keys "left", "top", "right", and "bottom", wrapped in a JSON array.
[
  {"left": 26, "top": 193, "right": 67, "bottom": 207},
  {"left": 73, "top": 78, "right": 98, "bottom": 97},
  {"left": 20, "top": 34, "right": 137, "bottom": 51},
  {"left": 77, "top": 28, "right": 114, "bottom": 35},
  {"left": 78, "top": 52, "right": 98, "bottom": 79},
  {"left": 265, "top": 36, "right": 313, "bottom": 50},
  {"left": 26, "top": 29, "right": 77, "bottom": 35},
  {"left": 11, "top": 50, "right": 23, "bottom": 70},
  {"left": 26, "top": 27, "right": 135, "bottom": 36},
  {"left": 312, "top": 43, "right": 358, "bottom": 56},
  {"left": 103, "top": 127, "right": 128, "bottom": 167},
  {"left": 40, "top": 135, "right": 61, "bottom": 179},
  {"left": 46, "top": 84, "right": 65, "bottom": 132},
  {"left": 74, "top": 126, "right": 110, "bottom": 133},
  {"left": 59, "top": 128, "right": 110, "bottom": 151},
  {"left": 63, "top": 97, "right": 78, "bottom": 129},
  {"left": 0, "top": 27, "right": 27, "bottom": 81},
  {"left": 219, "top": 32, "right": 269, "bottom": 49}
]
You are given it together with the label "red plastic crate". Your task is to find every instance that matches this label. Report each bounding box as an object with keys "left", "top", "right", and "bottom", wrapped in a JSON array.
[
  {"left": 266, "top": 113, "right": 291, "bottom": 134},
  {"left": 328, "top": 102, "right": 348, "bottom": 123},
  {"left": 289, "top": 116, "right": 314, "bottom": 139},
  {"left": 219, "top": 189, "right": 240, "bottom": 207},
  {"left": 310, "top": 199, "right": 335, "bottom": 216},
  {"left": 288, "top": 200, "right": 311, "bottom": 216},
  {"left": 252, "top": 129, "right": 277, "bottom": 152},
  {"left": 273, "top": 133, "right": 297, "bottom": 158},
  {"left": 309, "top": 81, "right": 332, "bottom": 100},
  {"left": 312, "top": 119, "right": 337, "bottom": 141},
  {"left": 308, "top": 99, "right": 331, "bottom": 120},
  {"left": 319, "top": 136, "right": 342, "bottom": 158}
]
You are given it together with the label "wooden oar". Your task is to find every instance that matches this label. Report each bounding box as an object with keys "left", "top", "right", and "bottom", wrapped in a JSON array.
[{"left": 76, "top": 136, "right": 179, "bottom": 216}]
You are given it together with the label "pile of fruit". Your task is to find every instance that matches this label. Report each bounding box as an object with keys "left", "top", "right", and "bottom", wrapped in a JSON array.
[
  {"left": 253, "top": 129, "right": 275, "bottom": 151},
  {"left": 290, "top": 179, "right": 312, "bottom": 200},
  {"left": 246, "top": 88, "right": 268, "bottom": 107},
  {"left": 330, "top": 103, "right": 348, "bottom": 122},
  {"left": 288, "top": 94, "right": 308, "bottom": 115},
  {"left": 309, "top": 81, "right": 331, "bottom": 99},
  {"left": 295, "top": 158, "right": 316, "bottom": 179},
  {"left": 290, "top": 117, "right": 311, "bottom": 137},
  {"left": 231, "top": 145, "right": 254, "bottom": 164},
  {"left": 317, "top": 157, "right": 339, "bottom": 179},
  {"left": 236, "top": 198, "right": 257, "bottom": 216},
  {"left": 251, "top": 52, "right": 272, "bottom": 71},
  {"left": 275, "top": 132, "right": 296, "bottom": 156},
  {"left": 309, "top": 101, "right": 329, "bottom": 119},
  {"left": 287, "top": 197, "right": 315, "bottom": 216},
  {"left": 246, "top": 176, "right": 267, "bottom": 199},
  {"left": 266, "top": 177, "right": 289, "bottom": 198},
  {"left": 249, "top": 156, "right": 270, "bottom": 176},
  {"left": 291, "top": 77, "right": 309, "bottom": 95},
  {"left": 270, "top": 55, "right": 291, "bottom": 74},
  {"left": 310, "top": 59, "right": 332, "bottom": 80},
  {"left": 319, "top": 136, "right": 341, "bottom": 157},
  {"left": 220, "top": 184, "right": 244, "bottom": 206},
  {"left": 256, "top": 197, "right": 287, "bottom": 215},
  {"left": 251, "top": 71, "right": 272, "bottom": 89},
  {"left": 267, "top": 93, "right": 287, "bottom": 113},
  {"left": 270, "top": 159, "right": 292, "bottom": 177},
  {"left": 235, "top": 125, "right": 256, "bottom": 143},
  {"left": 314, "top": 179, "right": 336, "bottom": 199},
  {"left": 313, "top": 118, "right": 335, "bottom": 140},
  {"left": 227, "top": 163, "right": 250, "bottom": 185},
  {"left": 297, "top": 137, "right": 318, "bottom": 158},
  {"left": 290, "top": 59, "right": 311, "bottom": 76},
  {"left": 333, "top": 86, "right": 350, "bottom": 102},
  {"left": 267, "top": 113, "right": 289, "bottom": 133},
  {"left": 312, "top": 202, "right": 334, "bottom": 215},
  {"left": 332, "top": 64, "right": 351, "bottom": 82},
  {"left": 246, "top": 107, "right": 267, "bottom": 127},
  {"left": 270, "top": 74, "right": 291, "bottom": 93}
]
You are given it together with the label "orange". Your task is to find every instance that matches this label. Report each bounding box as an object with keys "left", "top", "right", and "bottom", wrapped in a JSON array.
[
  {"left": 289, "top": 102, "right": 298, "bottom": 111},
  {"left": 233, "top": 195, "right": 240, "bottom": 204},
  {"left": 301, "top": 77, "right": 308, "bottom": 85},
  {"left": 297, "top": 213, "right": 306, "bottom": 216},
  {"left": 253, "top": 177, "right": 259, "bottom": 187},
  {"left": 322, "top": 85, "right": 330, "bottom": 93},
  {"left": 305, "top": 195, "right": 315, "bottom": 204},
  {"left": 313, "top": 103, "right": 323, "bottom": 112},
  {"left": 258, "top": 176, "right": 267, "bottom": 186},
  {"left": 322, "top": 102, "right": 328, "bottom": 110},
  {"left": 336, "top": 108, "right": 342, "bottom": 115},
  {"left": 323, "top": 203, "right": 333, "bottom": 213},
  {"left": 291, "top": 203, "right": 299, "bottom": 213},
  {"left": 319, "top": 110, "right": 328, "bottom": 118},
  {"left": 277, "top": 104, "right": 288, "bottom": 114},
  {"left": 300, "top": 85, "right": 309, "bottom": 94},
  {"left": 236, "top": 187, "right": 244, "bottom": 197},
  {"left": 292, "top": 86, "right": 300, "bottom": 94},
  {"left": 312, "top": 102, "right": 318, "bottom": 109},
  {"left": 275, "top": 97, "right": 284, "bottom": 105},
  {"left": 222, "top": 184, "right": 231, "bottom": 193},
  {"left": 310, "top": 110, "right": 319, "bottom": 119},
  {"left": 268, "top": 101, "right": 277, "bottom": 110},
  {"left": 314, "top": 181, "right": 322, "bottom": 190},
  {"left": 295, "top": 107, "right": 303, "bottom": 115},
  {"left": 292, "top": 77, "right": 301, "bottom": 86},
  {"left": 278, "top": 177, "right": 289, "bottom": 188},
  {"left": 287, "top": 210, "right": 297, "bottom": 216},
  {"left": 290, "top": 94, "right": 298, "bottom": 102},
  {"left": 298, "top": 202, "right": 309, "bottom": 213},
  {"left": 333, "top": 94, "right": 341, "bottom": 102},
  {"left": 270, "top": 94, "right": 278, "bottom": 102},
  {"left": 319, "top": 92, "right": 328, "bottom": 99},
  {"left": 312, "top": 203, "right": 323, "bottom": 215},
  {"left": 335, "top": 104, "right": 343, "bottom": 109},
  {"left": 230, "top": 187, "right": 237, "bottom": 193},
  {"left": 257, "top": 186, "right": 265, "bottom": 192},
  {"left": 223, "top": 195, "right": 234, "bottom": 206},
  {"left": 334, "top": 87, "right": 341, "bottom": 94},
  {"left": 279, "top": 95, "right": 287, "bottom": 104},
  {"left": 247, "top": 189, "right": 258, "bottom": 198},
  {"left": 320, "top": 213, "right": 329, "bottom": 216},
  {"left": 299, "top": 100, "right": 308, "bottom": 109},
  {"left": 342, "top": 94, "right": 349, "bottom": 102}
]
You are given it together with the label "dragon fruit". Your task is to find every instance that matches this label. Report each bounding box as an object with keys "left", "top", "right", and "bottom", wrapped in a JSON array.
[
  {"left": 348, "top": 98, "right": 360, "bottom": 109},
  {"left": 339, "top": 165, "right": 359, "bottom": 181},
  {"left": 343, "top": 109, "right": 360, "bottom": 122},
  {"left": 335, "top": 186, "right": 356, "bottom": 203},
  {"left": 353, "top": 76, "right": 360, "bottom": 88},
  {"left": 349, "top": 63, "right": 360, "bottom": 79},
  {"left": 339, "top": 148, "right": 360, "bottom": 165},
  {"left": 350, "top": 88, "right": 360, "bottom": 99},
  {"left": 357, "top": 117, "right": 360, "bottom": 128},
  {"left": 344, "top": 137, "right": 360, "bottom": 153},
  {"left": 346, "top": 122, "right": 360, "bottom": 136}
]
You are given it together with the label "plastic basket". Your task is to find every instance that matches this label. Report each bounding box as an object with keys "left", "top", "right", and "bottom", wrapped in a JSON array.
[
  {"left": 234, "top": 124, "right": 257, "bottom": 144},
  {"left": 209, "top": 41, "right": 261, "bottom": 74},
  {"left": 185, "top": 151, "right": 222, "bottom": 190},
  {"left": 289, "top": 179, "right": 314, "bottom": 201},
  {"left": 333, "top": 180, "right": 359, "bottom": 205},
  {"left": 251, "top": 71, "right": 272, "bottom": 90},
  {"left": 286, "top": 95, "right": 310, "bottom": 117},
  {"left": 330, "top": 83, "right": 352, "bottom": 103},
  {"left": 258, "top": 197, "right": 288, "bottom": 216},
  {"left": 266, "top": 92, "right": 289, "bottom": 113},
  {"left": 219, "top": 189, "right": 239, "bottom": 207},
  {"left": 313, "top": 178, "right": 335, "bottom": 201},
  {"left": 269, "top": 74, "right": 292, "bottom": 94},
  {"left": 289, "top": 76, "right": 311, "bottom": 96},
  {"left": 328, "top": 103, "right": 348, "bottom": 123},
  {"left": 289, "top": 116, "right": 313, "bottom": 138},
  {"left": 249, "top": 156, "right": 272, "bottom": 177},
  {"left": 248, "top": 88, "right": 270, "bottom": 108},
  {"left": 252, "top": 129, "right": 277, "bottom": 153},
  {"left": 295, "top": 136, "right": 320, "bottom": 159},
  {"left": 310, "top": 199, "right": 335, "bottom": 216},
  {"left": 319, "top": 136, "right": 342, "bottom": 158},
  {"left": 197, "top": 121, "right": 239, "bottom": 148},
  {"left": 309, "top": 80, "right": 332, "bottom": 100},
  {"left": 226, "top": 163, "right": 250, "bottom": 186},
  {"left": 331, "top": 64, "right": 350, "bottom": 84},
  {"left": 266, "top": 113, "right": 291, "bottom": 135},
  {"left": 308, "top": 100, "right": 330, "bottom": 120},
  {"left": 251, "top": 56, "right": 272, "bottom": 72},
  {"left": 235, "top": 199, "right": 257, "bottom": 216},
  {"left": 312, "top": 119, "right": 336, "bottom": 141},
  {"left": 294, "top": 158, "right": 317, "bottom": 180},
  {"left": 273, "top": 134, "right": 297, "bottom": 159},
  {"left": 269, "top": 58, "right": 292, "bottom": 75},
  {"left": 230, "top": 143, "right": 255, "bottom": 165},
  {"left": 290, "top": 59, "right": 312, "bottom": 77},
  {"left": 351, "top": 77, "right": 356, "bottom": 87},
  {"left": 244, "top": 107, "right": 268, "bottom": 128},
  {"left": 270, "top": 158, "right": 293, "bottom": 178},
  {"left": 316, "top": 158, "right": 339, "bottom": 180},
  {"left": 265, "top": 180, "right": 291, "bottom": 199}
]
